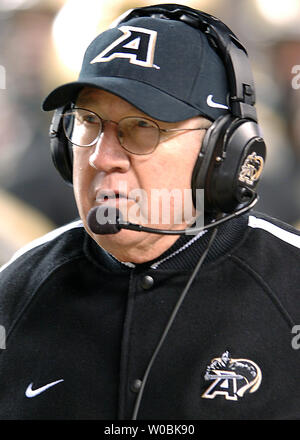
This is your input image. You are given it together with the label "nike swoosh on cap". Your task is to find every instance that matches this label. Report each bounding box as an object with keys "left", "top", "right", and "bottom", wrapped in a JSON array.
[
  {"left": 25, "top": 379, "right": 64, "bottom": 398},
  {"left": 206, "top": 94, "right": 228, "bottom": 109}
]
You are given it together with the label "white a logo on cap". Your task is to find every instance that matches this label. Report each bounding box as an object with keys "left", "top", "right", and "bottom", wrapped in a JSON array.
[{"left": 90, "top": 26, "right": 160, "bottom": 69}]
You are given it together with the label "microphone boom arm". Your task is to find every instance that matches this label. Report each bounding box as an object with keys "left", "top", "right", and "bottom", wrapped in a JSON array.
[{"left": 119, "top": 195, "right": 258, "bottom": 235}]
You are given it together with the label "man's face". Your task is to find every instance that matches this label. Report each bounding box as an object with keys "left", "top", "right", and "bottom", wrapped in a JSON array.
[{"left": 72, "top": 87, "right": 209, "bottom": 263}]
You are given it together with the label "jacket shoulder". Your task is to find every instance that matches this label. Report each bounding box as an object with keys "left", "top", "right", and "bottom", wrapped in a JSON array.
[
  {"left": 248, "top": 211, "right": 300, "bottom": 241},
  {"left": 232, "top": 211, "right": 300, "bottom": 321},
  {"left": 237, "top": 211, "right": 300, "bottom": 268},
  {"left": 0, "top": 220, "right": 85, "bottom": 330}
]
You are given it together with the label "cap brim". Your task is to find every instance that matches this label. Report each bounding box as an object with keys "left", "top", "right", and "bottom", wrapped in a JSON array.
[{"left": 42, "top": 77, "right": 201, "bottom": 122}]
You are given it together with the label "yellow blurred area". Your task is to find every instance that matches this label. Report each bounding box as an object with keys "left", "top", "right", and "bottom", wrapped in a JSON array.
[{"left": 0, "top": 189, "right": 55, "bottom": 265}]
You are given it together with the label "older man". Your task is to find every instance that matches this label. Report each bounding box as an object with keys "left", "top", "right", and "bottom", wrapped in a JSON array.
[{"left": 0, "top": 4, "right": 299, "bottom": 420}]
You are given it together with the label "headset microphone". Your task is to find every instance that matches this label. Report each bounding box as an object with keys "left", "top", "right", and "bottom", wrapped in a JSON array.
[
  {"left": 87, "top": 195, "right": 258, "bottom": 236},
  {"left": 87, "top": 206, "right": 121, "bottom": 235}
]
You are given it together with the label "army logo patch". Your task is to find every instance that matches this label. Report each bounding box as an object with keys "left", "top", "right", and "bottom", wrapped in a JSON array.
[
  {"left": 202, "top": 351, "right": 262, "bottom": 401},
  {"left": 90, "top": 26, "right": 160, "bottom": 69}
]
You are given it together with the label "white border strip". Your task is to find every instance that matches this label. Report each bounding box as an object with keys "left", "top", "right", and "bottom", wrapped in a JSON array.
[
  {"left": 0, "top": 220, "right": 83, "bottom": 273},
  {"left": 248, "top": 216, "right": 300, "bottom": 249}
]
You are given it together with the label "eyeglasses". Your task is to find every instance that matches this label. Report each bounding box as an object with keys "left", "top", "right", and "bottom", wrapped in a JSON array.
[{"left": 62, "top": 107, "right": 208, "bottom": 155}]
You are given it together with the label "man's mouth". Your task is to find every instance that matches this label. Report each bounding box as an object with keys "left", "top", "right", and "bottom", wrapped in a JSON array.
[{"left": 96, "top": 190, "right": 130, "bottom": 204}]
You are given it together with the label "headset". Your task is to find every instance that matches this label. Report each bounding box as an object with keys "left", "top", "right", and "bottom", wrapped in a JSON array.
[{"left": 49, "top": 3, "right": 266, "bottom": 216}]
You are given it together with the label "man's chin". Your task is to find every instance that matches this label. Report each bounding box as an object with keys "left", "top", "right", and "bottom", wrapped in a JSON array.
[
  {"left": 88, "top": 224, "right": 181, "bottom": 264},
  {"left": 90, "top": 227, "right": 149, "bottom": 262}
]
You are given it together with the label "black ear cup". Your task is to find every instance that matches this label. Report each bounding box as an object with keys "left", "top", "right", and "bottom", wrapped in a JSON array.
[
  {"left": 49, "top": 106, "right": 73, "bottom": 186},
  {"left": 192, "top": 115, "right": 266, "bottom": 214}
]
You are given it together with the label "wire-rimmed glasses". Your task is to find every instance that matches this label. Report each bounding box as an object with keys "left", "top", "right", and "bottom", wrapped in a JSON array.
[{"left": 62, "top": 107, "right": 208, "bottom": 155}]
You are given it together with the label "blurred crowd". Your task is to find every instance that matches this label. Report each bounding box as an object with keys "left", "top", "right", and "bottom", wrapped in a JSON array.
[{"left": 0, "top": 0, "right": 300, "bottom": 265}]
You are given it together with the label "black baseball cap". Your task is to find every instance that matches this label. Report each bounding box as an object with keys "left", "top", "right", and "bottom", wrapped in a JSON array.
[{"left": 42, "top": 15, "right": 230, "bottom": 122}]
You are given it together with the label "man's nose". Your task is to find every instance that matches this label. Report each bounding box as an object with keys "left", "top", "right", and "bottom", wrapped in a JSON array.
[{"left": 88, "top": 122, "right": 130, "bottom": 173}]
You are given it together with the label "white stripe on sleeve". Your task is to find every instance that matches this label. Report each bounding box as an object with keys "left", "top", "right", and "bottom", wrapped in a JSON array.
[{"left": 248, "top": 216, "right": 300, "bottom": 249}]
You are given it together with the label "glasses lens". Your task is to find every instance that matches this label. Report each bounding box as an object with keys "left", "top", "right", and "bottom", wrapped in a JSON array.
[
  {"left": 118, "top": 117, "right": 159, "bottom": 154},
  {"left": 63, "top": 109, "right": 101, "bottom": 147}
]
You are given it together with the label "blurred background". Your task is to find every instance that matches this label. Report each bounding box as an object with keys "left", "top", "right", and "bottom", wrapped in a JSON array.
[{"left": 0, "top": 0, "right": 300, "bottom": 265}]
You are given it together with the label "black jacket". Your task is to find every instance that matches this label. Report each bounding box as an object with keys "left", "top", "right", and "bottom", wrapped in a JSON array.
[{"left": 0, "top": 212, "right": 299, "bottom": 420}]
